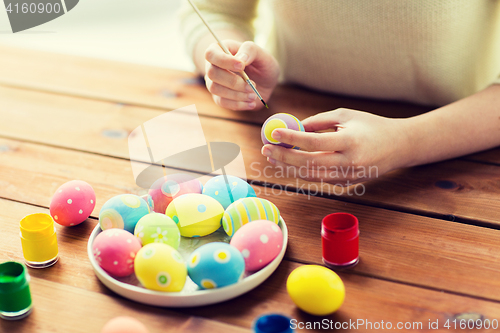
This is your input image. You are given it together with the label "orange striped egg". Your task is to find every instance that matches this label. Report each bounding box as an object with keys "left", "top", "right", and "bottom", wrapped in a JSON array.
[{"left": 222, "top": 197, "right": 280, "bottom": 237}]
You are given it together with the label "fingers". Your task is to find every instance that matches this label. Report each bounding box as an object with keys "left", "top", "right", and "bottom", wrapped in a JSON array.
[
  {"left": 261, "top": 144, "right": 348, "bottom": 169},
  {"left": 302, "top": 109, "right": 352, "bottom": 132},
  {"left": 205, "top": 61, "right": 251, "bottom": 92},
  {"left": 205, "top": 40, "right": 246, "bottom": 72},
  {"left": 271, "top": 129, "right": 349, "bottom": 152}
]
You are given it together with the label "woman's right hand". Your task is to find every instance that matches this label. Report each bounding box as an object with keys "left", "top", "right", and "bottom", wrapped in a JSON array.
[{"left": 204, "top": 40, "right": 280, "bottom": 111}]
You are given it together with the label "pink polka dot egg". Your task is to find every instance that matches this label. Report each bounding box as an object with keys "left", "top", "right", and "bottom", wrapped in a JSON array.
[
  {"left": 148, "top": 173, "right": 203, "bottom": 214},
  {"left": 92, "top": 229, "right": 142, "bottom": 277},
  {"left": 230, "top": 220, "right": 283, "bottom": 272},
  {"left": 50, "top": 180, "right": 96, "bottom": 226}
]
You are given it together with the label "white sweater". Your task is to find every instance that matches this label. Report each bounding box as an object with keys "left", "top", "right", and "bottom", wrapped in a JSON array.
[{"left": 179, "top": 0, "right": 500, "bottom": 106}]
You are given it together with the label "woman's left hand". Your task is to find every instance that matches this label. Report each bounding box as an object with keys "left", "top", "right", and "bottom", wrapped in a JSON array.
[{"left": 260, "top": 108, "right": 412, "bottom": 185}]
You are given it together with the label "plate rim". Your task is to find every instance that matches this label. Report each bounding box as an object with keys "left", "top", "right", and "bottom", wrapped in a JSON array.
[{"left": 87, "top": 217, "right": 288, "bottom": 307}]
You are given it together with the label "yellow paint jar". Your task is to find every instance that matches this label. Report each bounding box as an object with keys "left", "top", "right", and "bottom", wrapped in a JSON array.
[{"left": 20, "top": 213, "right": 59, "bottom": 268}]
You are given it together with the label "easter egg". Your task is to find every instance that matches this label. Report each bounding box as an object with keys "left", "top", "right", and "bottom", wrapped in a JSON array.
[
  {"left": 49, "top": 180, "right": 96, "bottom": 226},
  {"left": 101, "top": 317, "right": 150, "bottom": 333},
  {"left": 230, "top": 220, "right": 283, "bottom": 271},
  {"left": 222, "top": 197, "right": 280, "bottom": 237},
  {"left": 188, "top": 242, "right": 245, "bottom": 289},
  {"left": 148, "top": 174, "right": 203, "bottom": 214},
  {"left": 92, "top": 229, "right": 142, "bottom": 277},
  {"left": 165, "top": 193, "right": 224, "bottom": 238},
  {"left": 286, "top": 265, "right": 345, "bottom": 315},
  {"left": 134, "top": 213, "right": 180, "bottom": 249},
  {"left": 203, "top": 175, "right": 256, "bottom": 209},
  {"left": 261, "top": 113, "right": 305, "bottom": 149},
  {"left": 99, "top": 194, "right": 150, "bottom": 234},
  {"left": 134, "top": 243, "right": 187, "bottom": 292}
]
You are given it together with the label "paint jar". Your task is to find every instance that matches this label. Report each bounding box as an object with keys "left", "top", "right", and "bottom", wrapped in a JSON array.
[
  {"left": 253, "top": 314, "right": 294, "bottom": 333},
  {"left": 20, "top": 213, "right": 59, "bottom": 268},
  {"left": 321, "top": 213, "right": 359, "bottom": 268},
  {"left": 0, "top": 261, "right": 33, "bottom": 320}
]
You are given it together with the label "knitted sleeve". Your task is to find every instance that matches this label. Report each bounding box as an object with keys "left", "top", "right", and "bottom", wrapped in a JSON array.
[{"left": 178, "top": 0, "right": 260, "bottom": 58}]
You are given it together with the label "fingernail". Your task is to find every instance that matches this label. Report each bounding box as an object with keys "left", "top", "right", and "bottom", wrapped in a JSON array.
[
  {"left": 248, "top": 102, "right": 256, "bottom": 109},
  {"left": 262, "top": 147, "right": 272, "bottom": 157},
  {"left": 234, "top": 62, "right": 244, "bottom": 71},
  {"left": 268, "top": 157, "right": 276, "bottom": 165},
  {"left": 271, "top": 130, "right": 281, "bottom": 140},
  {"left": 248, "top": 93, "right": 256, "bottom": 101},
  {"left": 236, "top": 53, "right": 249, "bottom": 63}
]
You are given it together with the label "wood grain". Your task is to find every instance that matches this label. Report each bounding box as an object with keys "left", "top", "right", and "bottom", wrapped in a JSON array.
[
  {"left": 0, "top": 88, "right": 499, "bottom": 225},
  {"left": 1, "top": 139, "right": 500, "bottom": 302},
  {"left": 0, "top": 45, "right": 432, "bottom": 125},
  {"left": 3, "top": 198, "right": 500, "bottom": 332}
]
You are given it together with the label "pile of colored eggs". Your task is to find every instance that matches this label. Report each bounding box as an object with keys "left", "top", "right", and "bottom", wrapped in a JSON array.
[{"left": 87, "top": 173, "right": 284, "bottom": 292}]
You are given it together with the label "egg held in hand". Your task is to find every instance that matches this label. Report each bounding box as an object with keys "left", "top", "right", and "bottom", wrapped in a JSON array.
[{"left": 261, "top": 113, "right": 305, "bottom": 149}]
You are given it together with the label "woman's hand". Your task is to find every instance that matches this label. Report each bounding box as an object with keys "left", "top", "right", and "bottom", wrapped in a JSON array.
[
  {"left": 260, "top": 108, "right": 412, "bottom": 185},
  {"left": 204, "top": 40, "right": 279, "bottom": 111}
]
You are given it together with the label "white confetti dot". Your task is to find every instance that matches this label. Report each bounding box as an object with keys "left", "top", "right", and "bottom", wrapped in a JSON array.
[
  {"left": 259, "top": 259, "right": 262, "bottom": 263},
  {"left": 126, "top": 239, "right": 132, "bottom": 243},
  {"left": 232, "top": 182, "right": 237, "bottom": 186},
  {"left": 79, "top": 209, "right": 83, "bottom": 214},
  {"left": 113, "top": 261, "right": 118, "bottom": 265},
  {"left": 242, "top": 249, "right": 250, "bottom": 258},
  {"left": 75, "top": 187, "right": 80, "bottom": 191},
  {"left": 70, "top": 223, "right": 75, "bottom": 226},
  {"left": 90, "top": 199, "right": 94, "bottom": 204},
  {"left": 271, "top": 225, "right": 280, "bottom": 233},
  {"left": 67, "top": 199, "right": 72, "bottom": 204},
  {"left": 278, "top": 244, "right": 281, "bottom": 248},
  {"left": 260, "top": 234, "right": 269, "bottom": 244},
  {"left": 58, "top": 190, "right": 62, "bottom": 193},
  {"left": 54, "top": 215, "right": 58, "bottom": 220}
]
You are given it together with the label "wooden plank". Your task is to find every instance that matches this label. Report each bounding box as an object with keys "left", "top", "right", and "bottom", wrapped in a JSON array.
[
  {"left": 3, "top": 220, "right": 500, "bottom": 333},
  {"left": 463, "top": 148, "right": 500, "bottom": 166},
  {"left": 0, "top": 276, "right": 249, "bottom": 333},
  {"left": 2, "top": 139, "right": 500, "bottom": 302},
  {"left": 0, "top": 87, "right": 499, "bottom": 225},
  {"left": 0, "top": 45, "right": 432, "bottom": 124}
]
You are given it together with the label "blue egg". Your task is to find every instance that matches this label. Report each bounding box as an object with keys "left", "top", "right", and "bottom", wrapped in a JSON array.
[
  {"left": 99, "top": 194, "right": 150, "bottom": 233},
  {"left": 187, "top": 242, "right": 245, "bottom": 289},
  {"left": 202, "top": 175, "right": 256, "bottom": 209}
]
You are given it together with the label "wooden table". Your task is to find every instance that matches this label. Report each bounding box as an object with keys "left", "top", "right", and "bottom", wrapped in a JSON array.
[{"left": 0, "top": 45, "right": 499, "bottom": 333}]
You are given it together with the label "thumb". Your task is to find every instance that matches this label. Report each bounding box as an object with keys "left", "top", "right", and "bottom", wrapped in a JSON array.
[{"left": 234, "top": 41, "right": 261, "bottom": 68}]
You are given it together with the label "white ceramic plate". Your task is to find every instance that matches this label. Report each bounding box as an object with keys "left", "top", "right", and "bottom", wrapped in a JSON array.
[{"left": 87, "top": 217, "right": 288, "bottom": 307}]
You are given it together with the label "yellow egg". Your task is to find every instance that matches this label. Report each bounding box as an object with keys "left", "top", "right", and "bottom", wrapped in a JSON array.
[
  {"left": 165, "top": 193, "right": 224, "bottom": 237},
  {"left": 134, "top": 243, "right": 187, "bottom": 292},
  {"left": 100, "top": 316, "right": 149, "bottom": 333},
  {"left": 286, "top": 265, "right": 345, "bottom": 316}
]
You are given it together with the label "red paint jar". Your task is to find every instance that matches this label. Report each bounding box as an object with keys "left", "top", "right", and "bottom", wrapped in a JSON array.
[{"left": 322, "top": 213, "right": 359, "bottom": 268}]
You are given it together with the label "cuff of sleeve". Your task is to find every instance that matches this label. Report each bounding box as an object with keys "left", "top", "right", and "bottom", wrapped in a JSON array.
[{"left": 178, "top": 4, "right": 255, "bottom": 62}]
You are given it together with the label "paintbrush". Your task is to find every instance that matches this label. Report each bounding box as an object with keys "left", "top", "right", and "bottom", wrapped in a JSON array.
[{"left": 186, "top": 0, "right": 269, "bottom": 108}]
